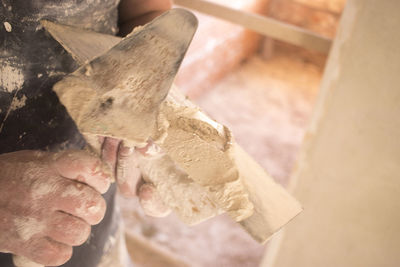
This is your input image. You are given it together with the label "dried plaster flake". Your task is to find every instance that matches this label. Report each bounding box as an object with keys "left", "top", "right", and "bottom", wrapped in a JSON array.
[
  {"left": 3, "top": 21, "right": 12, "bottom": 32},
  {"left": 9, "top": 94, "right": 27, "bottom": 111},
  {"left": 0, "top": 61, "right": 24, "bottom": 93}
]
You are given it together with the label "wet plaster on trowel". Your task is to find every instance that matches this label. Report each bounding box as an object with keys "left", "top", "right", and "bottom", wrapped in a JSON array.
[{"left": 147, "top": 98, "right": 255, "bottom": 223}]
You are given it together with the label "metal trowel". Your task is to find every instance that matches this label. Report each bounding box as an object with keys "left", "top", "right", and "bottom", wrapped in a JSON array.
[{"left": 47, "top": 8, "right": 198, "bottom": 152}]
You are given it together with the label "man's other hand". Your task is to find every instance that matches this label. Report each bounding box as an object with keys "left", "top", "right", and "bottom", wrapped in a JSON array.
[
  {"left": 100, "top": 137, "right": 171, "bottom": 217},
  {"left": 0, "top": 150, "right": 111, "bottom": 266}
]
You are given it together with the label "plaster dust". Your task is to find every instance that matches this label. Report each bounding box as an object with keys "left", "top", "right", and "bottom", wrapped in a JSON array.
[
  {"left": 153, "top": 100, "right": 254, "bottom": 223},
  {"left": 9, "top": 95, "right": 27, "bottom": 111},
  {"left": 136, "top": 147, "right": 222, "bottom": 223},
  {"left": 30, "top": 178, "right": 58, "bottom": 199},
  {"left": 61, "top": 184, "right": 86, "bottom": 198},
  {"left": 4, "top": 21, "right": 12, "bottom": 32},
  {"left": 0, "top": 61, "right": 24, "bottom": 93},
  {"left": 14, "top": 217, "right": 45, "bottom": 242}
]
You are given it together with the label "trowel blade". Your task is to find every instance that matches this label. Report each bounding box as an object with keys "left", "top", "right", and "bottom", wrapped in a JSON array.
[
  {"left": 42, "top": 8, "right": 197, "bottom": 76},
  {"left": 47, "top": 8, "right": 198, "bottom": 147},
  {"left": 41, "top": 20, "right": 121, "bottom": 65}
]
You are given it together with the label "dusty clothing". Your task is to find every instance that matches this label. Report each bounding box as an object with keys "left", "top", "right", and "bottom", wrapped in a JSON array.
[
  {"left": 0, "top": 0, "right": 124, "bottom": 266},
  {"left": 0, "top": 0, "right": 119, "bottom": 151}
]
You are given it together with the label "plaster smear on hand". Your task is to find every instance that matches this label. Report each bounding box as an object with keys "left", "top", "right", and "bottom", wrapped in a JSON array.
[
  {"left": 14, "top": 217, "right": 45, "bottom": 241},
  {"left": 136, "top": 145, "right": 223, "bottom": 224},
  {"left": 61, "top": 184, "right": 85, "bottom": 198},
  {"left": 21, "top": 163, "right": 57, "bottom": 199},
  {"left": 31, "top": 179, "right": 58, "bottom": 199},
  {"left": 13, "top": 256, "right": 43, "bottom": 267}
]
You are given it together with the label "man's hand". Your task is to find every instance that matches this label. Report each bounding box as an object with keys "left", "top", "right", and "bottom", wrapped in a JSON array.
[
  {"left": 0, "top": 150, "right": 111, "bottom": 266},
  {"left": 100, "top": 137, "right": 171, "bottom": 217}
]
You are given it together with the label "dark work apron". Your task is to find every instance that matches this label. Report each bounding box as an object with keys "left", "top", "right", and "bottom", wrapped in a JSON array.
[{"left": 0, "top": 0, "right": 121, "bottom": 266}]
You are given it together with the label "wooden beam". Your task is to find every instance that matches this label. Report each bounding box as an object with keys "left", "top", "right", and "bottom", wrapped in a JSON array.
[{"left": 174, "top": 0, "right": 332, "bottom": 54}]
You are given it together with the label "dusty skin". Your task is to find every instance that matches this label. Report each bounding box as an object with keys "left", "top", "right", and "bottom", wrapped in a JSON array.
[
  {"left": 1, "top": 146, "right": 169, "bottom": 266},
  {"left": 0, "top": 150, "right": 110, "bottom": 266}
]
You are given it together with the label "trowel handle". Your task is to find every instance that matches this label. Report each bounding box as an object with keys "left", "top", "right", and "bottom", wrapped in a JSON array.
[{"left": 12, "top": 255, "right": 44, "bottom": 267}]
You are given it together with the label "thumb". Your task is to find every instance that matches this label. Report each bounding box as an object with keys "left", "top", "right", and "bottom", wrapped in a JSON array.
[
  {"left": 116, "top": 145, "right": 141, "bottom": 197},
  {"left": 138, "top": 183, "right": 171, "bottom": 217}
]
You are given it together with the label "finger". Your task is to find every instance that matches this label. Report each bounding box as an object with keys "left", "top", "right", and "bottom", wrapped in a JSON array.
[
  {"left": 138, "top": 183, "right": 171, "bottom": 217},
  {"left": 116, "top": 144, "right": 141, "bottom": 197},
  {"left": 51, "top": 150, "right": 112, "bottom": 194},
  {"left": 20, "top": 237, "right": 72, "bottom": 266},
  {"left": 101, "top": 137, "right": 121, "bottom": 174},
  {"left": 53, "top": 180, "right": 106, "bottom": 225},
  {"left": 46, "top": 211, "right": 91, "bottom": 246}
]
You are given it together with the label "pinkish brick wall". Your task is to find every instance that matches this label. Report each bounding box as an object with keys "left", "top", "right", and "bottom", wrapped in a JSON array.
[
  {"left": 261, "top": 0, "right": 346, "bottom": 67},
  {"left": 292, "top": 0, "right": 346, "bottom": 14},
  {"left": 174, "top": 0, "right": 269, "bottom": 98},
  {"left": 176, "top": 0, "right": 346, "bottom": 98},
  {"left": 268, "top": 0, "right": 345, "bottom": 38}
]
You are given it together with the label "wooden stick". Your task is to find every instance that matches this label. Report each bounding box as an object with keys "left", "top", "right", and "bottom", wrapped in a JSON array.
[{"left": 174, "top": 0, "right": 332, "bottom": 53}]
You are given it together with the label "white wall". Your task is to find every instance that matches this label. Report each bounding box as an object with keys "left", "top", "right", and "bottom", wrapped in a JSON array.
[{"left": 263, "top": 1, "right": 400, "bottom": 266}]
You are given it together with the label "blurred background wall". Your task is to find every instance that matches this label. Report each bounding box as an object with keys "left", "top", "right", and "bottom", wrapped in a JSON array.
[{"left": 262, "top": 1, "right": 400, "bottom": 266}]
